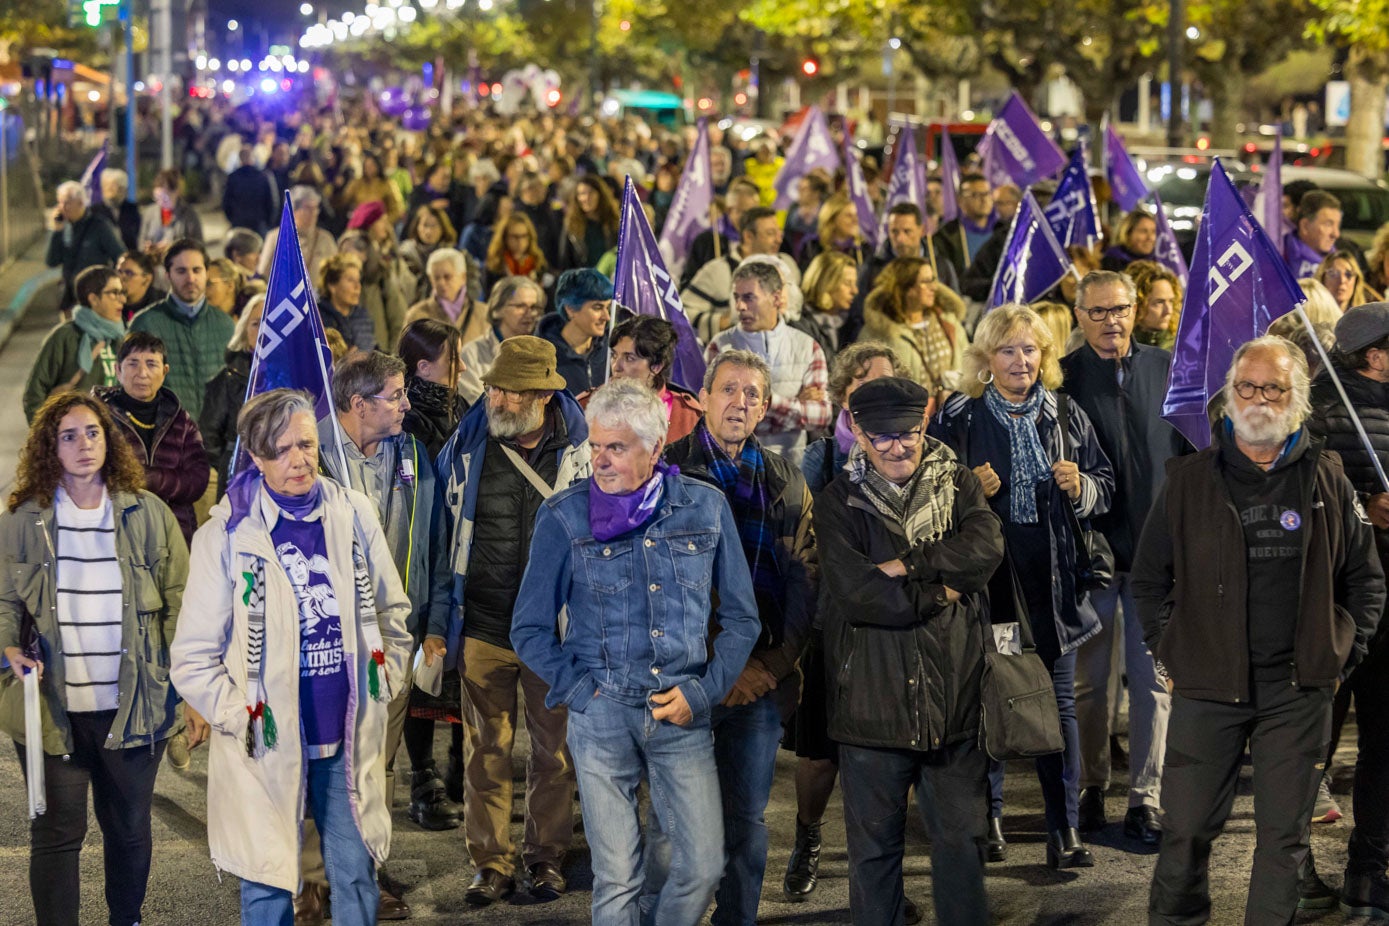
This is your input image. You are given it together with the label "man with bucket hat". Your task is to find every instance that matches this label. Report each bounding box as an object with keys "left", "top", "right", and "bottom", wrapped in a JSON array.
[{"left": 427, "top": 335, "right": 592, "bottom": 905}]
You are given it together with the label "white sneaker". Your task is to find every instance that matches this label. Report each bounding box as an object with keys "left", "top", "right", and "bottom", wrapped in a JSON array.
[{"left": 1311, "top": 774, "right": 1342, "bottom": 824}]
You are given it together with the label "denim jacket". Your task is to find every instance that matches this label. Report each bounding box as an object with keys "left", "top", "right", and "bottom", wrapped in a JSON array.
[{"left": 511, "top": 471, "right": 761, "bottom": 725}]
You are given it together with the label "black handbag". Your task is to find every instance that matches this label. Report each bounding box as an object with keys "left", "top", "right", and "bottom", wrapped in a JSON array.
[
  {"left": 978, "top": 556, "right": 1065, "bottom": 761},
  {"left": 1055, "top": 394, "right": 1115, "bottom": 593}
]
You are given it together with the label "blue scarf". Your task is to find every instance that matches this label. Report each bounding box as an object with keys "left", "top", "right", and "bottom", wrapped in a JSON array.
[
  {"left": 71, "top": 308, "right": 125, "bottom": 374},
  {"left": 983, "top": 382, "right": 1052, "bottom": 524},
  {"left": 170, "top": 292, "right": 207, "bottom": 319}
]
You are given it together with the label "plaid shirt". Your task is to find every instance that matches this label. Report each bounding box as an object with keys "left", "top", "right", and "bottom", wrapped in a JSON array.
[{"left": 705, "top": 323, "right": 832, "bottom": 435}]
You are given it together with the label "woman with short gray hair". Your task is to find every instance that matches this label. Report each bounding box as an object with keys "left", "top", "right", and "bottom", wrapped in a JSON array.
[
  {"left": 172, "top": 387, "right": 412, "bottom": 926},
  {"left": 404, "top": 247, "right": 487, "bottom": 346},
  {"left": 456, "top": 276, "right": 545, "bottom": 404}
]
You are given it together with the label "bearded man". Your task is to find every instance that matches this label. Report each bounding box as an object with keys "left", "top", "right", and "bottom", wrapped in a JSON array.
[{"left": 1133, "top": 335, "right": 1385, "bottom": 925}]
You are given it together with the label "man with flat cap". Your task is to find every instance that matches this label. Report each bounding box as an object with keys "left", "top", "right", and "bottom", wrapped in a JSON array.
[
  {"left": 429, "top": 335, "right": 592, "bottom": 905},
  {"left": 1308, "top": 303, "right": 1389, "bottom": 915},
  {"left": 817, "top": 376, "right": 1004, "bottom": 926}
]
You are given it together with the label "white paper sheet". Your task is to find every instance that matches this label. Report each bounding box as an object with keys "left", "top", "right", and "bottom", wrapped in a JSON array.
[{"left": 24, "top": 669, "right": 45, "bottom": 819}]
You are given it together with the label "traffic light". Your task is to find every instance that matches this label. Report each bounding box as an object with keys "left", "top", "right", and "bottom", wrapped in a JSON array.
[
  {"left": 801, "top": 57, "right": 819, "bottom": 77},
  {"left": 69, "top": 0, "right": 120, "bottom": 27}
]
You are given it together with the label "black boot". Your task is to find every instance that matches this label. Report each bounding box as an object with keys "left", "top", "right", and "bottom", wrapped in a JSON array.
[
  {"left": 1298, "top": 845, "right": 1336, "bottom": 910},
  {"left": 408, "top": 761, "right": 461, "bottom": 831},
  {"left": 1045, "top": 827, "right": 1096, "bottom": 870},
  {"left": 444, "top": 749, "right": 463, "bottom": 804},
  {"left": 783, "top": 818, "right": 822, "bottom": 901},
  {"left": 985, "top": 817, "right": 1008, "bottom": 862}
]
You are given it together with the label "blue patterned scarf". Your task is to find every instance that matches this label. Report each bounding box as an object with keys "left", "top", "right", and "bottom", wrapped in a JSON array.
[
  {"left": 695, "top": 421, "right": 784, "bottom": 620},
  {"left": 983, "top": 383, "right": 1051, "bottom": 524}
]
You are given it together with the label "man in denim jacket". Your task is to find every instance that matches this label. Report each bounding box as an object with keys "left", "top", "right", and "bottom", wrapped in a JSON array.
[{"left": 513, "top": 379, "right": 761, "bottom": 926}]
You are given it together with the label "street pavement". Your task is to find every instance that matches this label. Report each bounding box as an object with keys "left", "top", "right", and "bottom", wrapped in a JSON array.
[{"left": 0, "top": 207, "right": 1374, "bottom": 925}]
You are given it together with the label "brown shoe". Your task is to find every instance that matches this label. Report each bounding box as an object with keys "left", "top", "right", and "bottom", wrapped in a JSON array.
[
  {"left": 466, "top": 868, "right": 515, "bottom": 906},
  {"left": 293, "top": 882, "right": 329, "bottom": 926},
  {"left": 529, "top": 861, "right": 567, "bottom": 899},
  {"left": 378, "top": 869, "right": 412, "bottom": 920}
]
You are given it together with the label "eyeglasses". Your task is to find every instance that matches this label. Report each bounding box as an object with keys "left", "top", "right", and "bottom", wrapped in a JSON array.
[
  {"left": 864, "top": 428, "right": 924, "bottom": 452},
  {"left": 116, "top": 267, "right": 146, "bottom": 279},
  {"left": 100, "top": 288, "right": 127, "bottom": 298},
  {"left": 1232, "top": 381, "right": 1290, "bottom": 402},
  {"left": 369, "top": 389, "right": 407, "bottom": 406},
  {"left": 960, "top": 190, "right": 993, "bottom": 201},
  {"left": 1082, "top": 303, "right": 1133, "bottom": 322},
  {"left": 485, "top": 384, "right": 526, "bottom": 400}
]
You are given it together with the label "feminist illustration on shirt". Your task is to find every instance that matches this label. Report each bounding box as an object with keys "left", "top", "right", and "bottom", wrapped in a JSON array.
[{"left": 276, "top": 541, "right": 344, "bottom": 677}]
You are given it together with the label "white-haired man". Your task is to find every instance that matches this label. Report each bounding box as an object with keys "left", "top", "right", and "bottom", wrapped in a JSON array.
[
  {"left": 45, "top": 179, "right": 125, "bottom": 310},
  {"left": 1134, "top": 335, "right": 1385, "bottom": 924}
]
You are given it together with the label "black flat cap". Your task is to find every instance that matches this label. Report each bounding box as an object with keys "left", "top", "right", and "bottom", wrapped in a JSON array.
[{"left": 849, "top": 377, "right": 931, "bottom": 435}]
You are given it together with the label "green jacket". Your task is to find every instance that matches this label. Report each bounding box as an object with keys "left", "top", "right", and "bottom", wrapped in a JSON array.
[
  {"left": 129, "top": 297, "right": 235, "bottom": 420},
  {"left": 0, "top": 490, "right": 188, "bottom": 755},
  {"left": 23, "top": 321, "right": 119, "bottom": 422}
]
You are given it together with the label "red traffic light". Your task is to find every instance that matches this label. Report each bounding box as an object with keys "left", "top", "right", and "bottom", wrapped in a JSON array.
[{"left": 801, "top": 58, "right": 819, "bottom": 77}]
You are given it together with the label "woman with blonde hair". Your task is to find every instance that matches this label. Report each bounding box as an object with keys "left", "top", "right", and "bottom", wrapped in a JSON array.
[
  {"left": 930, "top": 303, "right": 1114, "bottom": 872},
  {"left": 316, "top": 252, "right": 376, "bottom": 355},
  {"left": 1316, "top": 249, "right": 1381, "bottom": 313},
  {"left": 862, "top": 256, "right": 968, "bottom": 394},
  {"left": 1100, "top": 209, "right": 1157, "bottom": 272},
  {"left": 1126, "top": 260, "right": 1183, "bottom": 352},
  {"left": 1031, "top": 301, "right": 1079, "bottom": 357},
  {"left": 801, "top": 194, "right": 863, "bottom": 268},
  {"left": 483, "top": 212, "right": 549, "bottom": 293}
]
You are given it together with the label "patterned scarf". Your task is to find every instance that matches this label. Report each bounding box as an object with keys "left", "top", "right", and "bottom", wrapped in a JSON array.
[
  {"left": 847, "top": 439, "right": 958, "bottom": 544},
  {"left": 983, "top": 382, "right": 1052, "bottom": 524},
  {"left": 695, "top": 421, "right": 784, "bottom": 617}
]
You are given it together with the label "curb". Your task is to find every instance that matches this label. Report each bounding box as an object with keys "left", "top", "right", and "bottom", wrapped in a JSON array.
[{"left": 0, "top": 265, "right": 61, "bottom": 352}]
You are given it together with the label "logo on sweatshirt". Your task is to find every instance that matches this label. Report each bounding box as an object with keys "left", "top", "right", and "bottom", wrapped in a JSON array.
[{"left": 1280, "top": 510, "right": 1301, "bottom": 531}]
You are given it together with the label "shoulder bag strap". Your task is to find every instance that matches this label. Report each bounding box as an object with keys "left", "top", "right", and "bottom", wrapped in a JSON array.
[{"left": 497, "top": 443, "right": 557, "bottom": 499}]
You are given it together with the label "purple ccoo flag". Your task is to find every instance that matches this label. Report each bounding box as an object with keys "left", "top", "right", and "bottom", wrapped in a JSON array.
[
  {"left": 232, "top": 196, "right": 351, "bottom": 480},
  {"left": 1161, "top": 160, "right": 1304, "bottom": 450},
  {"left": 1150, "top": 192, "right": 1190, "bottom": 286},
  {"left": 1043, "top": 144, "right": 1100, "bottom": 247},
  {"left": 612, "top": 176, "right": 707, "bottom": 392},
  {"left": 1105, "top": 124, "right": 1150, "bottom": 213},
  {"left": 81, "top": 141, "right": 109, "bottom": 207},
  {"left": 773, "top": 106, "right": 841, "bottom": 210},
  {"left": 842, "top": 134, "right": 879, "bottom": 250},
  {"left": 877, "top": 123, "right": 927, "bottom": 244},
  {"left": 657, "top": 117, "right": 714, "bottom": 281},
  {"left": 938, "top": 127, "right": 961, "bottom": 224},
  {"left": 977, "top": 91, "right": 1066, "bottom": 190},
  {"left": 988, "top": 189, "right": 1074, "bottom": 309}
]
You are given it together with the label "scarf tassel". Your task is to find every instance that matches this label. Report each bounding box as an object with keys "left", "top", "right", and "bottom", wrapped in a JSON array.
[{"left": 245, "top": 701, "right": 278, "bottom": 757}]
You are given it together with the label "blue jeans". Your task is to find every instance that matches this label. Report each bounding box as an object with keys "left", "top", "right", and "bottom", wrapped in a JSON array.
[
  {"left": 989, "top": 648, "right": 1080, "bottom": 832},
  {"left": 239, "top": 750, "right": 379, "bottom": 926},
  {"left": 566, "top": 693, "right": 724, "bottom": 926}
]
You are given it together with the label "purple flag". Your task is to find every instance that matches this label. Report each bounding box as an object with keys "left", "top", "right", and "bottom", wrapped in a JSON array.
[
  {"left": 1105, "top": 125, "right": 1149, "bottom": 212},
  {"left": 1161, "top": 160, "right": 1304, "bottom": 450},
  {"left": 233, "top": 197, "right": 350, "bottom": 479},
  {"left": 1150, "top": 192, "right": 1190, "bottom": 287},
  {"left": 842, "top": 134, "right": 879, "bottom": 250},
  {"left": 612, "top": 177, "right": 707, "bottom": 392},
  {"left": 1256, "top": 126, "right": 1285, "bottom": 243},
  {"left": 657, "top": 118, "right": 713, "bottom": 281},
  {"left": 877, "top": 124, "right": 926, "bottom": 244},
  {"left": 977, "top": 92, "right": 1066, "bottom": 190},
  {"left": 988, "top": 189, "right": 1074, "bottom": 309},
  {"left": 1043, "top": 145, "right": 1100, "bottom": 247},
  {"left": 773, "top": 106, "right": 840, "bottom": 210},
  {"left": 81, "top": 141, "right": 108, "bottom": 207},
  {"left": 938, "top": 127, "right": 961, "bottom": 224}
]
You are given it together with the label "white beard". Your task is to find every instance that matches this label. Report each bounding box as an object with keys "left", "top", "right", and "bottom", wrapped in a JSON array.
[{"left": 1229, "top": 401, "right": 1298, "bottom": 447}]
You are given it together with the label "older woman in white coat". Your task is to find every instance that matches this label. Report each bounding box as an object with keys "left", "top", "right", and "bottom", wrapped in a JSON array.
[{"left": 170, "top": 388, "right": 411, "bottom": 926}]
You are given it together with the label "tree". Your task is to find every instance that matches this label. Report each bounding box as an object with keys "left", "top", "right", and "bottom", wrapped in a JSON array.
[{"left": 1307, "top": 0, "right": 1389, "bottom": 178}]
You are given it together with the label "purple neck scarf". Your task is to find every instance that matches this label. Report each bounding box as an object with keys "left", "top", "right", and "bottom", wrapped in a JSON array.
[
  {"left": 835, "top": 408, "right": 856, "bottom": 456},
  {"left": 267, "top": 481, "right": 323, "bottom": 519},
  {"left": 590, "top": 462, "right": 676, "bottom": 542},
  {"left": 1283, "top": 230, "right": 1326, "bottom": 277}
]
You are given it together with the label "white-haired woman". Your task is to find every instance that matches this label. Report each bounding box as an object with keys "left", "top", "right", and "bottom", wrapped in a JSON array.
[
  {"left": 257, "top": 185, "right": 340, "bottom": 279},
  {"left": 171, "top": 388, "right": 411, "bottom": 925},
  {"left": 404, "top": 247, "right": 488, "bottom": 345}
]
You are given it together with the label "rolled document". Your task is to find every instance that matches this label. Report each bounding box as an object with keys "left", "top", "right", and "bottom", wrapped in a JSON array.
[{"left": 24, "top": 669, "right": 45, "bottom": 819}]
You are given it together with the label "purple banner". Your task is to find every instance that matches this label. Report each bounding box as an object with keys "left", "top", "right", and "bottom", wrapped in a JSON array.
[
  {"left": 773, "top": 106, "right": 841, "bottom": 210},
  {"left": 877, "top": 123, "right": 926, "bottom": 244},
  {"left": 1043, "top": 145, "right": 1100, "bottom": 247},
  {"left": 613, "top": 177, "right": 707, "bottom": 392},
  {"left": 988, "top": 189, "right": 1074, "bottom": 309},
  {"left": 939, "top": 127, "right": 961, "bottom": 224},
  {"left": 977, "top": 92, "right": 1066, "bottom": 189},
  {"left": 1105, "top": 125, "right": 1149, "bottom": 213},
  {"left": 1161, "top": 160, "right": 1304, "bottom": 450},
  {"left": 1150, "top": 192, "right": 1190, "bottom": 287},
  {"left": 657, "top": 118, "right": 714, "bottom": 280},
  {"left": 234, "top": 197, "right": 350, "bottom": 479},
  {"left": 81, "top": 141, "right": 108, "bottom": 207},
  {"left": 842, "top": 134, "right": 879, "bottom": 250},
  {"left": 1257, "top": 126, "right": 1285, "bottom": 243}
]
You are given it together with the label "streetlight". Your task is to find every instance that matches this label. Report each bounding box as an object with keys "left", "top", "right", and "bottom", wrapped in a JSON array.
[
  {"left": 228, "top": 18, "right": 239, "bottom": 30},
  {"left": 300, "top": 3, "right": 313, "bottom": 14}
]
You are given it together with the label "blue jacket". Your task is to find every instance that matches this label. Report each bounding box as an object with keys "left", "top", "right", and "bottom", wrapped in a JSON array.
[
  {"left": 433, "top": 391, "right": 592, "bottom": 653},
  {"left": 511, "top": 471, "right": 761, "bottom": 725},
  {"left": 930, "top": 389, "right": 1115, "bottom": 654}
]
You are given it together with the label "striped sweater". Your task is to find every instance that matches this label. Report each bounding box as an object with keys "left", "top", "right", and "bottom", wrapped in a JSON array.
[{"left": 54, "top": 487, "right": 123, "bottom": 713}]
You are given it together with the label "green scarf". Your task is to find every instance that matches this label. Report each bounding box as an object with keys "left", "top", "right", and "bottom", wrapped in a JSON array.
[{"left": 71, "top": 308, "right": 125, "bottom": 374}]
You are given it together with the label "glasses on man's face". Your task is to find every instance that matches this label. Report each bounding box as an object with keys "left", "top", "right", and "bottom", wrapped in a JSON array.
[
  {"left": 116, "top": 267, "right": 145, "bottom": 280},
  {"left": 485, "top": 384, "right": 525, "bottom": 401},
  {"left": 864, "top": 428, "right": 924, "bottom": 452},
  {"left": 369, "top": 389, "right": 407, "bottom": 406},
  {"left": 1232, "top": 380, "right": 1290, "bottom": 402},
  {"left": 960, "top": 190, "right": 992, "bottom": 201},
  {"left": 100, "top": 287, "right": 127, "bottom": 299},
  {"left": 1082, "top": 303, "right": 1133, "bottom": 322}
]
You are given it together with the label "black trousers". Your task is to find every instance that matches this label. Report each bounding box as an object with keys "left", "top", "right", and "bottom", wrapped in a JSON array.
[
  {"left": 1148, "top": 679, "right": 1331, "bottom": 926},
  {"left": 840, "top": 739, "right": 989, "bottom": 926},
  {"left": 1340, "top": 646, "right": 1389, "bottom": 879},
  {"left": 14, "top": 710, "right": 166, "bottom": 926}
]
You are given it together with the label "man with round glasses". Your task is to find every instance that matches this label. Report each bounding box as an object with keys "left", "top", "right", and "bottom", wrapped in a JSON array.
[
  {"left": 1062, "top": 269, "right": 1187, "bottom": 846},
  {"left": 1133, "top": 335, "right": 1384, "bottom": 924}
]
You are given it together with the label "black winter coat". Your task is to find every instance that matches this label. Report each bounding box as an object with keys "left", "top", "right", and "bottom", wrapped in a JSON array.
[
  {"left": 402, "top": 374, "right": 468, "bottom": 460},
  {"left": 200, "top": 350, "right": 251, "bottom": 497}
]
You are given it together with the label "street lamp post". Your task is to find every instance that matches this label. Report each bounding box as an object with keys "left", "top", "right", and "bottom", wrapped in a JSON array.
[{"left": 1167, "top": 0, "right": 1184, "bottom": 148}]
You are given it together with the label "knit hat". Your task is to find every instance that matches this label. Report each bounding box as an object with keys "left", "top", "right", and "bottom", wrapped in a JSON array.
[
  {"left": 481, "top": 336, "right": 568, "bottom": 392},
  {"left": 347, "top": 200, "right": 386, "bottom": 231},
  {"left": 849, "top": 377, "right": 932, "bottom": 434}
]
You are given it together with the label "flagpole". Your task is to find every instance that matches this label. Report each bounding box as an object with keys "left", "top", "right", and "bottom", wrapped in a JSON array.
[{"left": 1294, "top": 307, "right": 1389, "bottom": 493}]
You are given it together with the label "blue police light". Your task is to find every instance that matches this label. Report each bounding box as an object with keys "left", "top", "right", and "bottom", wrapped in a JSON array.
[{"left": 260, "top": 77, "right": 278, "bottom": 94}]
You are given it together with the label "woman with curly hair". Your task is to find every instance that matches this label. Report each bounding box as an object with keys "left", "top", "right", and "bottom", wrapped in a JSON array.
[
  {"left": 862, "top": 256, "right": 969, "bottom": 395},
  {"left": 1126, "top": 260, "right": 1183, "bottom": 352},
  {"left": 557, "top": 174, "right": 620, "bottom": 271},
  {"left": 0, "top": 392, "right": 196, "bottom": 926}
]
